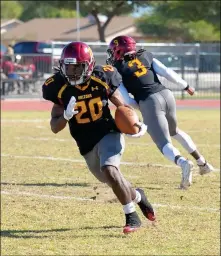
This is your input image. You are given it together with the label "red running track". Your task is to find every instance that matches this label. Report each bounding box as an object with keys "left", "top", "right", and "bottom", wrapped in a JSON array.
[{"left": 1, "top": 99, "right": 220, "bottom": 111}]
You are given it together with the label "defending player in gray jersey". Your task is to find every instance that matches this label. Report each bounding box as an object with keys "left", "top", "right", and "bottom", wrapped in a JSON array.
[{"left": 107, "top": 35, "right": 214, "bottom": 189}]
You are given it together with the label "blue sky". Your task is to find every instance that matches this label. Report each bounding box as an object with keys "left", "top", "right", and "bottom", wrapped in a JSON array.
[{"left": 132, "top": 6, "right": 153, "bottom": 17}]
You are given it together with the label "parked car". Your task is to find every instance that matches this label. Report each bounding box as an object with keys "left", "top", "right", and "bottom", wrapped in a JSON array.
[
  {"left": 1, "top": 44, "right": 7, "bottom": 55},
  {"left": 13, "top": 41, "right": 66, "bottom": 74},
  {"left": 0, "top": 43, "right": 7, "bottom": 61},
  {"left": 0, "top": 44, "right": 8, "bottom": 72}
]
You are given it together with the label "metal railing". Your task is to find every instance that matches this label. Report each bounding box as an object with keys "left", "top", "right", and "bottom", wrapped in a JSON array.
[{"left": 1, "top": 42, "right": 220, "bottom": 99}]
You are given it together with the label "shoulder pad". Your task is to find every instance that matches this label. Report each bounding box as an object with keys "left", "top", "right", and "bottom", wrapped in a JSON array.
[
  {"left": 93, "top": 64, "right": 119, "bottom": 79},
  {"left": 136, "top": 49, "right": 146, "bottom": 56},
  {"left": 92, "top": 65, "right": 105, "bottom": 79},
  {"left": 92, "top": 65, "right": 122, "bottom": 97},
  {"left": 141, "top": 50, "right": 153, "bottom": 64},
  {"left": 42, "top": 72, "right": 66, "bottom": 104}
]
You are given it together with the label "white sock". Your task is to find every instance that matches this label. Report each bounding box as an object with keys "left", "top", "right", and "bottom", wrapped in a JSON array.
[
  {"left": 172, "top": 129, "right": 197, "bottom": 153},
  {"left": 133, "top": 190, "right": 141, "bottom": 204},
  {"left": 176, "top": 156, "right": 187, "bottom": 167},
  {"left": 162, "top": 143, "right": 181, "bottom": 162},
  {"left": 196, "top": 156, "right": 206, "bottom": 165},
  {"left": 123, "top": 202, "right": 136, "bottom": 214}
]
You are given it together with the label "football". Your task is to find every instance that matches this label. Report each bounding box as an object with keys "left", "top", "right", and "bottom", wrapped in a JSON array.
[{"left": 115, "top": 106, "right": 140, "bottom": 134}]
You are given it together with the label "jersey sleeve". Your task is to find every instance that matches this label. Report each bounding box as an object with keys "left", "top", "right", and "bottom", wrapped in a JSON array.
[
  {"left": 103, "top": 66, "right": 122, "bottom": 97},
  {"left": 42, "top": 73, "right": 64, "bottom": 105},
  {"left": 143, "top": 51, "right": 153, "bottom": 67}
]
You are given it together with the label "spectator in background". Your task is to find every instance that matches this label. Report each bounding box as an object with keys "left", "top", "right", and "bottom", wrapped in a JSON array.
[
  {"left": 6, "top": 44, "right": 14, "bottom": 62},
  {"left": 1, "top": 68, "right": 8, "bottom": 95},
  {"left": 2, "top": 55, "right": 15, "bottom": 76}
]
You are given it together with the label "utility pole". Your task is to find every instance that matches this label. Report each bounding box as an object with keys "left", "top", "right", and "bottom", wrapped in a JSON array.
[{"left": 76, "top": 0, "right": 80, "bottom": 41}]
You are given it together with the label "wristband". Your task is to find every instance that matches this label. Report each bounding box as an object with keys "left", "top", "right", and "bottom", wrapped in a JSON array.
[{"left": 184, "top": 85, "right": 189, "bottom": 91}]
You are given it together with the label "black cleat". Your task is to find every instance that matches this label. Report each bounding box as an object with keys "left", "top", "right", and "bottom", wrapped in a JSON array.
[
  {"left": 123, "top": 211, "right": 141, "bottom": 234},
  {"left": 136, "top": 188, "right": 156, "bottom": 221}
]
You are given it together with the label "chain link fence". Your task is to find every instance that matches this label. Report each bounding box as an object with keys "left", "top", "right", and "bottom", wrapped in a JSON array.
[{"left": 1, "top": 42, "right": 220, "bottom": 99}]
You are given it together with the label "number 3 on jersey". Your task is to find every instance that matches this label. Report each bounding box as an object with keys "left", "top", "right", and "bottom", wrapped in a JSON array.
[
  {"left": 75, "top": 97, "right": 103, "bottom": 124},
  {"left": 128, "top": 59, "right": 147, "bottom": 77}
]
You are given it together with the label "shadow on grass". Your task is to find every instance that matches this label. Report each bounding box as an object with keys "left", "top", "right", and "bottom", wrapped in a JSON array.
[
  {"left": 1, "top": 228, "right": 71, "bottom": 239},
  {"left": 70, "top": 226, "right": 127, "bottom": 238},
  {"left": 1, "top": 226, "right": 125, "bottom": 239},
  {"left": 141, "top": 187, "right": 163, "bottom": 190},
  {"left": 82, "top": 225, "right": 121, "bottom": 230},
  {"left": 1, "top": 182, "right": 90, "bottom": 187}
]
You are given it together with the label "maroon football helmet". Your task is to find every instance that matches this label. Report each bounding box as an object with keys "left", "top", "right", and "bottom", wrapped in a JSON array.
[
  {"left": 107, "top": 36, "right": 136, "bottom": 65},
  {"left": 59, "top": 42, "right": 95, "bottom": 85}
]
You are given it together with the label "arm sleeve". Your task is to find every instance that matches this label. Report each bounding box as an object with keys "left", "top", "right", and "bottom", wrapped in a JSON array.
[
  {"left": 117, "top": 83, "right": 139, "bottom": 109},
  {"left": 107, "top": 67, "right": 123, "bottom": 97},
  {"left": 152, "top": 58, "right": 188, "bottom": 89}
]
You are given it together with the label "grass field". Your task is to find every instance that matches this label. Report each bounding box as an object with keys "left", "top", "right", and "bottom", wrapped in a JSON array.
[{"left": 1, "top": 109, "right": 220, "bottom": 256}]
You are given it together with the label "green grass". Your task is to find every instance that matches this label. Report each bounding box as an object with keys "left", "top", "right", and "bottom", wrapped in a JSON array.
[{"left": 1, "top": 110, "right": 220, "bottom": 256}]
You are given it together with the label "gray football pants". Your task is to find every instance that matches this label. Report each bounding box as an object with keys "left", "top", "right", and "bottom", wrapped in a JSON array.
[
  {"left": 83, "top": 132, "right": 125, "bottom": 184},
  {"left": 139, "top": 89, "right": 177, "bottom": 152}
]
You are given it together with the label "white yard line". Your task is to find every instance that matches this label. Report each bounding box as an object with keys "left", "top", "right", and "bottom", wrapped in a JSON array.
[
  {"left": 128, "top": 142, "right": 220, "bottom": 148},
  {"left": 16, "top": 136, "right": 70, "bottom": 142},
  {"left": 1, "top": 119, "right": 49, "bottom": 123},
  {"left": 14, "top": 136, "right": 221, "bottom": 148},
  {"left": 1, "top": 190, "right": 219, "bottom": 213},
  {"left": 1, "top": 153, "right": 220, "bottom": 172},
  {"left": 1, "top": 119, "right": 220, "bottom": 132},
  {"left": 1, "top": 190, "right": 93, "bottom": 201}
]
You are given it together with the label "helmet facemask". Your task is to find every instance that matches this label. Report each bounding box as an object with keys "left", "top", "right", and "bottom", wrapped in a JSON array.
[
  {"left": 59, "top": 42, "right": 96, "bottom": 86},
  {"left": 106, "top": 48, "right": 124, "bottom": 66},
  {"left": 106, "top": 48, "right": 114, "bottom": 65},
  {"left": 60, "top": 59, "right": 91, "bottom": 86}
]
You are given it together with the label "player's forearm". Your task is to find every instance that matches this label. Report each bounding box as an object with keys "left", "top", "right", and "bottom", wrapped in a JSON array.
[
  {"left": 152, "top": 58, "right": 188, "bottom": 89},
  {"left": 116, "top": 83, "right": 139, "bottom": 109},
  {"left": 50, "top": 116, "right": 67, "bottom": 133}
]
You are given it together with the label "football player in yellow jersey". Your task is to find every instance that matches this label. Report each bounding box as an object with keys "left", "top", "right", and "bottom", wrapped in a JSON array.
[{"left": 42, "top": 41, "right": 155, "bottom": 234}]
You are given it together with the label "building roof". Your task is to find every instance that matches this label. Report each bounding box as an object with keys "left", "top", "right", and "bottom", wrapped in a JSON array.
[
  {"left": 2, "top": 16, "right": 144, "bottom": 43},
  {"left": 1, "top": 19, "right": 23, "bottom": 28}
]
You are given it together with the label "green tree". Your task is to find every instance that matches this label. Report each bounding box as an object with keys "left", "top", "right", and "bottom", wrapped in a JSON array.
[
  {"left": 19, "top": 1, "right": 77, "bottom": 21},
  {"left": 153, "top": 1, "right": 220, "bottom": 30},
  {"left": 10, "top": 0, "right": 151, "bottom": 42},
  {"left": 184, "top": 20, "right": 220, "bottom": 42},
  {"left": 18, "top": 1, "right": 149, "bottom": 42},
  {"left": 1, "top": 1, "right": 23, "bottom": 19},
  {"left": 136, "top": 0, "right": 220, "bottom": 42},
  {"left": 47, "top": 0, "right": 151, "bottom": 42}
]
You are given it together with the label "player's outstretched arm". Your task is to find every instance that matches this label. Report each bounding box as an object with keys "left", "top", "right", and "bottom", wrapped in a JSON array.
[
  {"left": 152, "top": 58, "right": 195, "bottom": 96},
  {"left": 117, "top": 83, "right": 139, "bottom": 109},
  {"left": 50, "top": 104, "right": 67, "bottom": 134},
  {"left": 109, "top": 83, "right": 139, "bottom": 109}
]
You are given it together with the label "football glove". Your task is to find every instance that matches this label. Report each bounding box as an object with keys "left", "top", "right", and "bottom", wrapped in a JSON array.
[
  {"left": 126, "top": 121, "right": 147, "bottom": 138},
  {"left": 63, "top": 96, "right": 79, "bottom": 121},
  {"left": 184, "top": 85, "right": 195, "bottom": 96}
]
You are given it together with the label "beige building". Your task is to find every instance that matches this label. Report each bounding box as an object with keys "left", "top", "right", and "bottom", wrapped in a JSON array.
[
  {"left": 1, "top": 16, "right": 145, "bottom": 45},
  {"left": 1, "top": 19, "right": 24, "bottom": 35}
]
